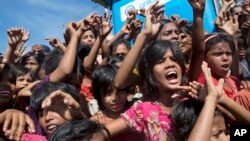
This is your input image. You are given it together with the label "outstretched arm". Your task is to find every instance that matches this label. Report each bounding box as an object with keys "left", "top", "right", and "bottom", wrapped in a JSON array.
[
  {"left": 50, "top": 22, "right": 84, "bottom": 82},
  {"left": 188, "top": 62, "right": 224, "bottom": 141},
  {"left": 219, "top": 94, "right": 250, "bottom": 124},
  {"left": 83, "top": 15, "right": 113, "bottom": 72},
  {"left": 188, "top": 0, "right": 206, "bottom": 81}
]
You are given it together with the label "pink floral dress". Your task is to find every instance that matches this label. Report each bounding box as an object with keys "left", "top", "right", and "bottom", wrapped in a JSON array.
[{"left": 120, "top": 100, "right": 171, "bottom": 141}]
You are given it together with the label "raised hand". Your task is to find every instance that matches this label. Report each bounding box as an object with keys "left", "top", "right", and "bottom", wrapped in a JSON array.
[
  {"left": 94, "top": 15, "right": 113, "bottom": 40},
  {"left": 0, "top": 109, "right": 35, "bottom": 141},
  {"left": 188, "top": 0, "right": 206, "bottom": 12},
  {"left": 217, "top": 13, "right": 239, "bottom": 35},
  {"left": 41, "top": 90, "right": 84, "bottom": 118},
  {"left": 130, "top": 19, "right": 143, "bottom": 34},
  {"left": 18, "top": 80, "right": 40, "bottom": 97},
  {"left": 201, "top": 61, "right": 224, "bottom": 103},
  {"left": 142, "top": 0, "right": 165, "bottom": 37},
  {"left": 7, "top": 28, "right": 22, "bottom": 48},
  {"left": 121, "top": 10, "right": 137, "bottom": 35},
  {"left": 45, "top": 37, "right": 62, "bottom": 48}
]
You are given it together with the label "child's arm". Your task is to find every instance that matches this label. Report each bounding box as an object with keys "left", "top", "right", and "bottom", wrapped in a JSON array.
[
  {"left": 50, "top": 22, "right": 83, "bottom": 82},
  {"left": 105, "top": 118, "right": 130, "bottom": 137},
  {"left": 114, "top": 1, "right": 164, "bottom": 89},
  {"left": 188, "top": 0, "right": 206, "bottom": 81},
  {"left": 188, "top": 61, "right": 225, "bottom": 141},
  {"left": 3, "top": 28, "right": 23, "bottom": 65},
  {"left": 84, "top": 15, "right": 113, "bottom": 72},
  {"left": 219, "top": 93, "right": 250, "bottom": 124}
]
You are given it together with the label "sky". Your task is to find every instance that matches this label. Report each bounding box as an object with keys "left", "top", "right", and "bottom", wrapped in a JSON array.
[{"left": 0, "top": 0, "right": 104, "bottom": 53}]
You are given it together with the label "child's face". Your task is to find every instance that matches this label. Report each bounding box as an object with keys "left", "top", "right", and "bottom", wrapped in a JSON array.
[
  {"left": 16, "top": 73, "right": 33, "bottom": 91},
  {"left": 102, "top": 86, "right": 127, "bottom": 113},
  {"left": 38, "top": 96, "right": 77, "bottom": 135},
  {"left": 80, "top": 30, "right": 96, "bottom": 47},
  {"left": 0, "top": 72, "right": 15, "bottom": 106},
  {"left": 24, "top": 56, "right": 40, "bottom": 72},
  {"left": 210, "top": 116, "right": 228, "bottom": 141},
  {"left": 113, "top": 43, "right": 129, "bottom": 57},
  {"left": 152, "top": 49, "right": 182, "bottom": 91},
  {"left": 238, "top": 40, "right": 247, "bottom": 60},
  {"left": 205, "top": 42, "right": 232, "bottom": 78},
  {"left": 157, "top": 22, "right": 180, "bottom": 42}
]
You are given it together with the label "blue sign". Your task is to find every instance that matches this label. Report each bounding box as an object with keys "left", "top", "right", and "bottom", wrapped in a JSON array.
[{"left": 111, "top": 0, "right": 217, "bottom": 33}]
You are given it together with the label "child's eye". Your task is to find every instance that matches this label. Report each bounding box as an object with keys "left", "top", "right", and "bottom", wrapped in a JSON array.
[
  {"left": 105, "top": 89, "right": 113, "bottom": 95},
  {"left": 157, "top": 59, "right": 164, "bottom": 64},
  {"left": 226, "top": 52, "right": 233, "bottom": 56},
  {"left": 212, "top": 129, "right": 226, "bottom": 138},
  {"left": 214, "top": 52, "right": 223, "bottom": 56}
]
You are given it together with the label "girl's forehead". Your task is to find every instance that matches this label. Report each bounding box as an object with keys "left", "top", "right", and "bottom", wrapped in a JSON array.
[
  {"left": 210, "top": 42, "right": 231, "bottom": 50},
  {"left": 83, "top": 30, "right": 94, "bottom": 35},
  {"left": 164, "top": 22, "right": 177, "bottom": 28}
]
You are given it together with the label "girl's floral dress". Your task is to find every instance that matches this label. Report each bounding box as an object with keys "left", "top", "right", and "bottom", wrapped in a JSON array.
[{"left": 120, "top": 100, "right": 172, "bottom": 141}]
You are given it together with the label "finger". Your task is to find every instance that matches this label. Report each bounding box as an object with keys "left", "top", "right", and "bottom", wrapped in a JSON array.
[
  {"left": 226, "top": 11, "right": 232, "bottom": 21},
  {"left": 42, "top": 90, "right": 67, "bottom": 108},
  {"left": 3, "top": 113, "right": 12, "bottom": 131},
  {"left": 108, "top": 15, "right": 112, "bottom": 22},
  {"left": 104, "top": 12, "right": 107, "bottom": 20},
  {"left": 189, "top": 81, "right": 202, "bottom": 91},
  {"left": 10, "top": 113, "right": 19, "bottom": 140},
  {"left": 72, "top": 22, "right": 78, "bottom": 30},
  {"left": 25, "top": 115, "right": 35, "bottom": 133},
  {"left": 21, "top": 46, "right": 27, "bottom": 54},
  {"left": 171, "top": 93, "right": 181, "bottom": 99},
  {"left": 218, "top": 16, "right": 224, "bottom": 26},
  {"left": 41, "top": 97, "right": 51, "bottom": 109},
  {"left": 218, "top": 78, "right": 225, "bottom": 90},
  {"left": 188, "top": 91, "right": 199, "bottom": 100},
  {"left": 139, "top": 9, "right": 146, "bottom": 17},
  {"left": 63, "top": 96, "right": 80, "bottom": 109},
  {"left": 241, "top": 81, "right": 247, "bottom": 90},
  {"left": 4, "top": 130, "right": 11, "bottom": 138},
  {"left": 15, "top": 113, "right": 25, "bottom": 140},
  {"left": 222, "top": 11, "right": 227, "bottom": 21},
  {"left": 232, "top": 14, "right": 238, "bottom": 24},
  {"left": 154, "top": 3, "right": 165, "bottom": 12}
]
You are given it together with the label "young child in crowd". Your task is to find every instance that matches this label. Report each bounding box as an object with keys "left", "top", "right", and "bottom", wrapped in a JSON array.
[
  {"left": 20, "top": 51, "right": 46, "bottom": 73},
  {"left": 105, "top": 39, "right": 190, "bottom": 140},
  {"left": 30, "top": 82, "right": 87, "bottom": 136},
  {"left": 0, "top": 64, "right": 36, "bottom": 140},
  {"left": 91, "top": 64, "right": 144, "bottom": 141}
]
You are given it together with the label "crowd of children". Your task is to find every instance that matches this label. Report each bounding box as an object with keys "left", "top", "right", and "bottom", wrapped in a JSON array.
[{"left": 1, "top": 0, "right": 250, "bottom": 140}]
